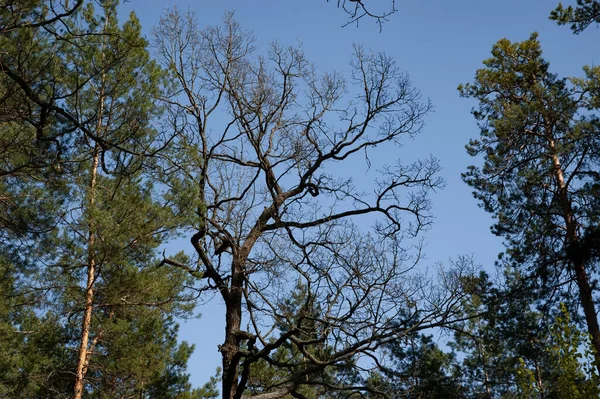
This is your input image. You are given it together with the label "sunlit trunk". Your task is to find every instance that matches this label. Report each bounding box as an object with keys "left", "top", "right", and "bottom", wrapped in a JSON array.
[
  {"left": 73, "top": 144, "right": 100, "bottom": 399},
  {"left": 549, "top": 137, "right": 600, "bottom": 374}
]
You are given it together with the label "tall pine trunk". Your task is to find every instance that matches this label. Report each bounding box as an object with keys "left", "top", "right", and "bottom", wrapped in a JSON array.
[
  {"left": 73, "top": 144, "right": 100, "bottom": 399},
  {"left": 549, "top": 139, "right": 600, "bottom": 374},
  {"left": 74, "top": 26, "right": 107, "bottom": 393}
]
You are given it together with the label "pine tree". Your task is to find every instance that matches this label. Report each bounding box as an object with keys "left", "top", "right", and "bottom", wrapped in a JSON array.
[
  {"left": 371, "top": 333, "right": 464, "bottom": 399},
  {"left": 459, "top": 32, "right": 600, "bottom": 370},
  {"left": 246, "top": 280, "right": 338, "bottom": 399},
  {"left": 0, "top": 1, "right": 201, "bottom": 397},
  {"left": 514, "top": 303, "right": 599, "bottom": 398},
  {"left": 550, "top": 0, "right": 600, "bottom": 33}
]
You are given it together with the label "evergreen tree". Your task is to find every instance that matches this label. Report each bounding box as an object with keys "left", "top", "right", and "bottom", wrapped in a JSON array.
[
  {"left": 514, "top": 304, "right": 599, "bottom": 398},
  {"left": 550, "top": 0, "right": 600, "bottom": 33},
  {"left": 246, "top": 281, "right": 341, "bottom": 398},
  {"left": 371, "top": 333, "right": 464, "bottom": 399},
  {"left": 448, "top": 272, "right": 600, "bottom": 398},
  {"left": 0, "top": 252, "right": 74, "bottom": 397},
  {"left": 459, "top": 33, "right": 600, "bottom": 370},
  {"left": 0, "top": 1, "right": 201, "bottom": 397},
  {"left": 0, "top": 0, "right": 84, "bottom": 33},
  {"left": 450, "top": 273, "right": 512, "bottom": 399}
]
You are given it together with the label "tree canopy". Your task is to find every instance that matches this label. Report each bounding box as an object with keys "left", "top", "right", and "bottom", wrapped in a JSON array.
[{"left": 1, "top": 1, "right": 600, "bottom": 399}]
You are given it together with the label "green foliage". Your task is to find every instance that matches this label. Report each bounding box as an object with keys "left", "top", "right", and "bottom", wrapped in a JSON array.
[
  {"left": 459, "top": 31, "right": 600, "bottom": 337},
  {"left": 512, "top": 304, "right": 600, "bottom": 398},
  {"left": 0, "top": 1, "right": 200, "bottom": 397},
  {"left": 450, "top": 272, "right": 527, "bottom": 398},
  {"left": 550, "top": 1, "right": 600, "bottom": 33},
  {"left": 372, "top": 333, "right": 465, "bottom": 399},
  {"left": 0, "top": 254, "right": 74, "bottom": 396},
  {"left": 514, "top": 358, "right": 537, "bottom": 399},
  {"left": 4, "top": 3, "right": 600, "bottom": 399},
  {"left": 189, "top": 368, "right": 221, "bottom": 399},
  {"left": 458, "top": 11, "right": 600, "bottom": 397},
  {"left": 445, "top": 270, "right": 600, "bottom": 399},
  {"left": 0, "top": 0, "right": 83, "bottom": 32},
  {"left": 547, "top": 304, "right": 599, "bottom": 398},
  {"left": 246, "top": 281, "right": 336, "bottom": 398}
]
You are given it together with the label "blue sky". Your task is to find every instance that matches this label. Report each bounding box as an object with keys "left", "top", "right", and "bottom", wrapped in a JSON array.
[{"left": 119, "top": 0, "right": 598, "bottom": 388}]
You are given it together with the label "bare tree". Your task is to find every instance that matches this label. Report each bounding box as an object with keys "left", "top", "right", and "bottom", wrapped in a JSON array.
[
  {"left": 329, "top": 0, "right": 397, "bottom": 30},
  {"left": 154, "top": 9, "right": 465, "bottom": 399}
]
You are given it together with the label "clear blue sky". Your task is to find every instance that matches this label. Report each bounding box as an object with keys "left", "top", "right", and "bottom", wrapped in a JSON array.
[{"left": 119, "top": 0, "right": 598, "bottom": 388}]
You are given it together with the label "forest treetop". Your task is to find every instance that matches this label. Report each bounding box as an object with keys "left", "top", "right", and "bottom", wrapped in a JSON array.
[{"left": 0, "top": 1, "right": 599, "bottom": 398}]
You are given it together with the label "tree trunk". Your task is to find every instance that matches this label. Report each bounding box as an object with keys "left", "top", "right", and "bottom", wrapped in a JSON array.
[
  {"left": 535, "top": 360, "right": 545, "bottom": 399},
  {"left": 477, "top": 341, "right": 492, "bottom": 399},
  {"left": 222, "top": 262, "right": 244, "bottom": 399},
  {"left": 549, "top": 144, "right": 600, "bottom": 373},
  {"left": 573, "top": 259, "right": 600, "bottom": 371},
  {"left": 73, "top": 9, "right": 110, "bottom": 396},
  {"left": 73, "top": 144, "right": 100, "bottom": 399}
]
